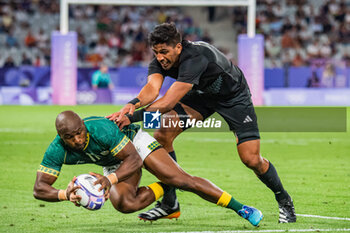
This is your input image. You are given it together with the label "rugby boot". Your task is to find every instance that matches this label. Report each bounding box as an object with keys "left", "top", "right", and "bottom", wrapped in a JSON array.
[
  {"left": 138, "top": 201, "right": 180, "bottom": 221},
  {"left": 278, "top": 196, "right": 296, "bottom": 223},
  {"left": 237, "top": 205, "right": 263, "bottom": 227}
]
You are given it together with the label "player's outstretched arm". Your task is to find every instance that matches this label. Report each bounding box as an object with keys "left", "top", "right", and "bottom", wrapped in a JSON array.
[
  {"left": 106, "top": 74, "right": 164, "bottom": 122},
  {"left": 33, "top": 172, "right": 81, "bottom": 204},
  {"left": 115, "top": 81, "right": 194, "bottom": 126},
  {"left": 146, "top": 81, "right": 193, "bottom": 114}
]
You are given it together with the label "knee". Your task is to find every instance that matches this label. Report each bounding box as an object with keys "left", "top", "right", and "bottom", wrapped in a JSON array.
[
  {"left": 112, "top": 200, "right": 137, "bottom": 214},
  {"left": 240, "top": 153, "right": 264, "bottom": 170}
]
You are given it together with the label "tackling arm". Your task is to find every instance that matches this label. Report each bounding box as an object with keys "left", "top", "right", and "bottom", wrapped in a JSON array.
[
  {"left": 107, "top": 74, "right": 164, "bottom": 121},
  {"left": 118, "top": 81, "right": 193, "bottom": 126},
  {"left": 136, "top": 73, "right": 164, "bottom": 108},
  {"left": 145, "top": 81, "right": 193, "bottom": 113}
]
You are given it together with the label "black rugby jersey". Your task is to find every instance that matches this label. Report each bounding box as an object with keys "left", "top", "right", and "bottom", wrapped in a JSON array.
[{"left": 148, "top": 40, "right": 249, "bottom": 98}]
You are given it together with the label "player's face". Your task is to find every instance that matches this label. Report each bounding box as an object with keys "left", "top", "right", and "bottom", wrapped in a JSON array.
[
  {"left": 60, "top": 125, "right": 87, "bottom": 151},
  {"left": 152, "top": 43, "right": 182, "bottom": 70}
]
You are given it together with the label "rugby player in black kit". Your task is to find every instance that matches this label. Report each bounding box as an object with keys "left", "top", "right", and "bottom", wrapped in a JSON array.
[{"left": 108, "top": 23, "right": 296, "bottom": 223}]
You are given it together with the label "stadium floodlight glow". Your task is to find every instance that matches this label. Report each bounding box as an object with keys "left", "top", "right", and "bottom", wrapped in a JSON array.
[{"left": 60, "top": 0, "right": 256, "bottom": 37}]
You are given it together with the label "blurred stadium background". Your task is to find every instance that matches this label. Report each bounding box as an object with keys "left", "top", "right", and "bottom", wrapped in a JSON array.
[{"left": 0, "top": 0, "right": 349, "bottom": 106}]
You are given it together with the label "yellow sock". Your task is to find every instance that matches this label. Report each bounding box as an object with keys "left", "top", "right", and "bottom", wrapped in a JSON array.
[
  {"left": 216, "top": 191, "right": 232, "bottom": 207},
  {"left": 148, "top": 182, "right": 164, "bottom": 201}
]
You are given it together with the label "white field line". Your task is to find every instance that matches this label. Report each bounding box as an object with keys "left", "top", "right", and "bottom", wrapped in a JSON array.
[
  {"left": 171, "top": 214, "right": 350, "bottom": 233},
  {"left": 174, "top": 229, "right": 350, "bottom": 233},
  {"left": 297, "top": 213, "right": 350, "bottom": 221}
]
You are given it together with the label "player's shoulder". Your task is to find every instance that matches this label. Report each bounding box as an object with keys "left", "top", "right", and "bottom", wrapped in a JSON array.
[
  {"left": 45, "top": 135, "right": 66, "bottom": 155},
  {"left": 182, "top": 40, "right": 211, "bottom": 51},
  {"left": 83, "top": 116, "right": 121, "bottom": 137},
  {"left": 83, "top": 116, "right": 112, "bottom": 127},
  {"left": 180, "top": 40, "right": 209, "bottom": 62}
]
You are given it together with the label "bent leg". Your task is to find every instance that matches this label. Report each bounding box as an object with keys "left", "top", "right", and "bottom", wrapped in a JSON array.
[
  {"left": 109, "top": 169, "right": 156, "bottom": 213},
  {"left": 237, "top": 139, "right": 269, "bottom": 175},
  {"left": 143, "top": 148, "right": 264, "bottom": 226},
  {"left": 237, "top": 139, "right": 290, "bottom": 201},
  {"left": 237, "top": 138, "right": 296, "bottom": 223},
  {"left": 144, "top": 148, "right": 223, "bottom": 203}
]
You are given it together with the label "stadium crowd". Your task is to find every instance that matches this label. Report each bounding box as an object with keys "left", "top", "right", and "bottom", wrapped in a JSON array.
[
  {"left": 1, "top": 0, "right": 350, "bottom": 69},
  {"left": 233, "top": 0, "right": 350, "bottom": 68},
  {"left": 0, "top": 1, "right": 211, "bottom": 68}
]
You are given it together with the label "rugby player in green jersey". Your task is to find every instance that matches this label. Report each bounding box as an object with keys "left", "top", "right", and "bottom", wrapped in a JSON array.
[
  {"left": 108, "top": 23, "right": 296, "bottom": 223},
  {"left": 33, "top": 111, "right": 263, "bottom": 226}
]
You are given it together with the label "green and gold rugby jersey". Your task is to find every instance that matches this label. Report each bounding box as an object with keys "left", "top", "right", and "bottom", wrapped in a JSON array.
[{"left": 38, "top": 117, "right": 140, "bottom": 178}]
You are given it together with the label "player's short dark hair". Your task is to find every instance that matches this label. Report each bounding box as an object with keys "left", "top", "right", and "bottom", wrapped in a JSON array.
[{"left": 148, "top": 23, "right": 182, "bottom": 47}]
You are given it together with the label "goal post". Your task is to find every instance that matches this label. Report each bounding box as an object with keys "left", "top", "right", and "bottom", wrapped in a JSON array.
[
  {"left": 60, "top": 0, "right": 256, "bottom": 37},
  {"left": 52, "top": 0, "right": 263, "bottom": 105}
]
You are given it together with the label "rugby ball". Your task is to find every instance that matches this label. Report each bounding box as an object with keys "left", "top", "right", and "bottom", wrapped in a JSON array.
[{"left": 74, "top": 174, "right": 105, "bottom": 210}]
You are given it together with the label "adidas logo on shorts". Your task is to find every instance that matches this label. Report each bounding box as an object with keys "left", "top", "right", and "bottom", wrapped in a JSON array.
[{"left": 243, "top": 115, "right": 253, "bottom": 123}]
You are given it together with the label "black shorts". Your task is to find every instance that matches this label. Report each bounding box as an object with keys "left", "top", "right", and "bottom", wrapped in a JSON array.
[{"left": 179, "top": 88, "right": 260, "bottom": 145}]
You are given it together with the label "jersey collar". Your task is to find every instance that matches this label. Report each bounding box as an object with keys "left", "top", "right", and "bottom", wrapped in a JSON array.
[{"left": 83, "top": 132, "right": 90, "bottom": 151}]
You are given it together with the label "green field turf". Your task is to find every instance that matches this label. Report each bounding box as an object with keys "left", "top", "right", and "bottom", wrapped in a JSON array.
[{"left": 0, "top": 105, "right": 349, "bottom": 233}]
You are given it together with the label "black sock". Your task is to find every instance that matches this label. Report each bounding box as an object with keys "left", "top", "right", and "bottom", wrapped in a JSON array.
[
  {"left": 258, "top": 162, "right": 289, "bottom": 202},
  {"left": 161, "top": 151, "right": 177, "bottom": 207}
]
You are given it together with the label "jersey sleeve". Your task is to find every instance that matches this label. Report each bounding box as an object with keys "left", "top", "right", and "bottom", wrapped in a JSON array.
[
  {"left": 177, "top": 55, "right": 208, "bottom": 85},
  {"left": 38, "top": 137, "right": 65, "bottom": 178},
  {"left": 148, "top": 58, "right": 164, "bottom": 76}
]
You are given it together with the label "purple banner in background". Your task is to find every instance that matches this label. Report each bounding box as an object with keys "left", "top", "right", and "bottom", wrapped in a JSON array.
[
  {"left": 0, "top": 87, "right": 51, "bottom": 105},
  {"left": 238, "top": 34, "right": 264, "bottom": 106},
  {"left": 51, "top": 31, "right": 77, "bottom": 105},
  {"left": 77, "top": 89, "right": 113, "bottom": 104},
  {"left": 2, "top": 86, "right": 350, "bottom": 106}
]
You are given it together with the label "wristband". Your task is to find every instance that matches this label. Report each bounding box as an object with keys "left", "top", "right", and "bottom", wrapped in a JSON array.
[
  {"left": 106, "top": 173, "right": 118, "bottom": 186},
  {"left": 58, "top": 189, "right": 68, "bottom": 201},
  {"left": 126, "top": 108, "right": 146, "bottom": 123},
  {"left": 128, "top": 98, "right": 140, "bottom": 105}
]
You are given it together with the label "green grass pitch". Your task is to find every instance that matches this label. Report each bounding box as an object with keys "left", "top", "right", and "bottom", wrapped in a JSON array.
[{"left": 0, "top": 105, "right": 349, "bottom": 232}]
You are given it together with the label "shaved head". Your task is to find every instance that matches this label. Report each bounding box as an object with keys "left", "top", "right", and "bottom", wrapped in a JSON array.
[
  {"left": 55, "top": 111, "right": 83, "bottom": 135},
  {"left": 55, "top": 111, "right": 87, "bottom": 151}
]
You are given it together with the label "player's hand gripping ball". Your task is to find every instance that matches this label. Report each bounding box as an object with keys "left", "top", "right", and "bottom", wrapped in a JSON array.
[{"left": 74, "top": 174, "right": 105, "bottom": 210}]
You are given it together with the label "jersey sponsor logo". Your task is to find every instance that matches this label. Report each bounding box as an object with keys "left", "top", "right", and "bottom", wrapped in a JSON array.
[
  {"left": 143, "top": 110, "right": 161, "bottom": 129},
  {"left": 100, "top": 150, "right": 109, "bottom": 156},
  {"left": 85, "top": 152, "right": 101, "bottom": 162}
]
